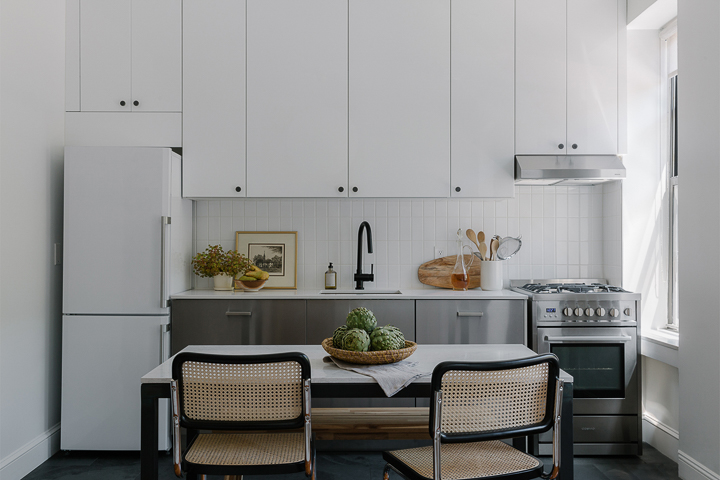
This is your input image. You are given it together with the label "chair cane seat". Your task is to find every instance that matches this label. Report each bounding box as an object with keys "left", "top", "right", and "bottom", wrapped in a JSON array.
[
  {"left": 185, "top": 432, "right": 305, "bottom": 467},
  {"left": 384, "top": 440, "right": 542, "bottom": 480}
]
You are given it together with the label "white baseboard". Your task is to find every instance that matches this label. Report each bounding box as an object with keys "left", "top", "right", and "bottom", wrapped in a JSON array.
[
  {"left": 0, "top": 424, "right": 60, "bottom": 480},
  {"left": 642, "top": 413, "right": 679, "bottom": 463},
  {"left": 679, "top": 450, "right": 720, "bottom": 480}
]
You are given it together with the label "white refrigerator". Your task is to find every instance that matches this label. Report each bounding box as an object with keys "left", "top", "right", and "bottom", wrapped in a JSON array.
[{"left": 61, "top": 146, "right": 192, "bottom": 450}]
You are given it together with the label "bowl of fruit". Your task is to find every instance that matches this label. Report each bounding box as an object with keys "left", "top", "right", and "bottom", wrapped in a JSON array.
[
  {"left": 322, "top": 307, "right": 417, "bottom": 365},
  {"left": 235, "top": 265, "right": 270, "bottom": 291}
]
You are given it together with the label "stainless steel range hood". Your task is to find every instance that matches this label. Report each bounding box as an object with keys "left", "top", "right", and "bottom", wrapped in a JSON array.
[{"left": 514, "top": 155, "right": 626, "bottom": 186}]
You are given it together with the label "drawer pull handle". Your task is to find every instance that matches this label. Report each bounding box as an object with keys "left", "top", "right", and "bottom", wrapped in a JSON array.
[
  {"left": 457, "top": 312, "right": 483, "bottom": 317},
  {"left": 226, "top": 311, "right": 252, "bottom": 316}
]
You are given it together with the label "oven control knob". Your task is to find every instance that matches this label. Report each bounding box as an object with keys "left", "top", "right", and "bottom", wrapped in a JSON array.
[
  {"left": 624, "top": 308, "right": 632, "bottom": 316},
  {"left": 596, "top": 307, "right": 606, "bottom": 317},
  {"left": 609, "top": 308, "right": 620, "bottom": 317},
  {"left": 584, "top": 307, "right": 594, "bottom": 317},
  {"left": 574, "top": 307, "right": 583, "bottom": 317},
  {"left": 563, "top": 307, "right": 573, "bottom": 317}
]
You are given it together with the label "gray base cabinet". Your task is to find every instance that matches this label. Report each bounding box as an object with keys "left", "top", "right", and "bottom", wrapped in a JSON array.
[
  {"left": 415, "top": 299, "right": 526, "bottom": 407},
  {"left": 171, "top": 299, "right": 306, "bottom": 354},
  {"left": 307, "top": 299, "right": 415, "bottom": 408}
]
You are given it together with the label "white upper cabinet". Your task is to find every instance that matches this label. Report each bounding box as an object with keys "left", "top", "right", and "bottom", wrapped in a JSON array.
[
  {"left": 451, "top": 0, "right": 515, "bottom": 198},
  {"left": 567, "top": 0, "right": 618, "bottom": 154},
  {"left": 182, "top": 0, "right": 246, "bottom": 198},
  {"left": 516, "top": 0, "right": 619, "bottom": 155},
  {"left": 515, "top": 0, "right": 567, "bottom": 155},
  {"left": 79, "top": 0, "right": 181, "bottom": 113},
  {"left": 246, "top": 0, "right": 348, "bottom": 198},
  {"left": 348, "top": 0, "right": 450, "bottom": 198}
]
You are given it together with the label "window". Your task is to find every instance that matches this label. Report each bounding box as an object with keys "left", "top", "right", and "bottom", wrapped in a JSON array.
[{"left": 662, "top": 24, "right": 678, "bottom": 330}]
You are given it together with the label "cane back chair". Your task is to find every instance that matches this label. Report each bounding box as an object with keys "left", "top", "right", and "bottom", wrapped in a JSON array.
[
  {"left": 382, "top": 354, "right": 563, "bottom": 480},
  {"left": 170, "top": 352, "right": 314, "bottom": 480}
]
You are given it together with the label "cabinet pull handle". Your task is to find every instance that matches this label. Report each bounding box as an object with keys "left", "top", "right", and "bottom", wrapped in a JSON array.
[
  {"left": 457, "top": 311, "right": 483, "bottom": 317},
  {"left": 571, "top": 144, "right": 578, "bottom": 149},
  {"left": 133, "top": 100, "right": 139, "bottom": 106},
  {"left": 160, "top": 324, "right": 170, "bottom": 362},
  {"left": 338, "top": 186, "right": 344, "bottom": 192},
  {"left": 558, "top": 144, "right": 564, "bottom": 150},
  {"left": 352, "top": 186, "right": 358, "bottom": 193},
  {"left": 120, "top": 100, "right": 126, "bottom": 106},
  {"left": 226, "top": 310, "right": 252, "bottom": 316},
  {"left": 160, "top": 216, "right": 171, "bottom": 308}
]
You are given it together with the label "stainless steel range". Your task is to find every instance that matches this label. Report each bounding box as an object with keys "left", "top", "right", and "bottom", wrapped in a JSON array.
[{"left": 511, "top": 279, "right": 642, "bottom": 456}]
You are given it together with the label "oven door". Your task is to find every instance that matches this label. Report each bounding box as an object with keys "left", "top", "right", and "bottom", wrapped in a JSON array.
[{"left": 536, "top": 326, "right": 639, "bottom": 415}]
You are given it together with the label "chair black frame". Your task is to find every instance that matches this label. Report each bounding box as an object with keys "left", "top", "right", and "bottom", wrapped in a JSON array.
[
  {"left": 171, "top": 351, "right": 314, "bottom": 479},
  {"left": 383, "top": 353, "right": 563, "bottom": 480}
]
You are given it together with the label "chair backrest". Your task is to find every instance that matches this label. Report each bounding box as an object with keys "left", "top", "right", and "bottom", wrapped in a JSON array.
[
  {"left": 172, "top": 351, "right": 311, "bottom": 431},
  {"left": 429, "top": 353, "right": 559, "bottom": 443}
]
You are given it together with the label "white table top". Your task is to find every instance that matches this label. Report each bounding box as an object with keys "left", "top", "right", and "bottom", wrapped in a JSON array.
[{"left": 142, "top": 344, "right": 572, "bottom": 384}]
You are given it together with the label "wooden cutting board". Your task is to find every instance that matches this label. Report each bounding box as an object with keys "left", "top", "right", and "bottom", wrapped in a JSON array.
[{"left": 417, "top": 255, "right": 481, "bottom": 289}]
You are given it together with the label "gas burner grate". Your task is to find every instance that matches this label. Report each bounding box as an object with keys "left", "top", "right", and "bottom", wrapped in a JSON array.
[{"left": 519, "top": 283, "right": 630, "bottom": 294}]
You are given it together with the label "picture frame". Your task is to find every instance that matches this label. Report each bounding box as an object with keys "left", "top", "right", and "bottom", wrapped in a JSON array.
[{"left": 235, "top": 231, "right": 297, "bottom": 289}]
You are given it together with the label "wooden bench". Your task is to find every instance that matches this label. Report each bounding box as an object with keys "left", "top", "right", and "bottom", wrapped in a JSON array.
[{"left": 311, "top": 407, "right": 431, "bottom": 441}]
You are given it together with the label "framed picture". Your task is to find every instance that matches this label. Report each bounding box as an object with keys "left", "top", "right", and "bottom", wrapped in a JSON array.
[{"left": 235, "top": 231, "right": 297, "bottom": 289}]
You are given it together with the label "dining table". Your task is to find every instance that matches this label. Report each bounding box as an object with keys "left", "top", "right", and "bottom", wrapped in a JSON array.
[{"left": 140, "top": 344, "right": 574, "bottom": 480}]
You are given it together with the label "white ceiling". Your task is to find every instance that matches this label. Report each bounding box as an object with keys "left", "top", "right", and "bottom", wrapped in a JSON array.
[{"left": 627, "top": 0, "right": 677, "bottom": 30}]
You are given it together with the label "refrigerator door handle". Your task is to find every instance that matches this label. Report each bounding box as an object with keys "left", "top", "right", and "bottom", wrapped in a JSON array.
[
  {"left": 161, "top": 216, "right": 171, "bottom": 308},
  {"left": 161, "top": 324, "right": 171, "bottom": 362}
]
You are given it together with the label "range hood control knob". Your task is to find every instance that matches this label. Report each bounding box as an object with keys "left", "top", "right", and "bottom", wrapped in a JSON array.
[
  {"left": 596, "top": 307, "right": 606, "bottom": 317},
  {"left": 563, "top": 307, "right": 573, "bottom": 317},
  {"left": 584, "top": 307, "right": 594, "bottom": 317},
  {"left": 574, "top": 307, "right": 583, "bottom": 317},
  {"left": 624, "top": 308, "right": 632, "bottom": 316},
  {"left": 609, "top": 308, "right": 619, "bottom": 317}
]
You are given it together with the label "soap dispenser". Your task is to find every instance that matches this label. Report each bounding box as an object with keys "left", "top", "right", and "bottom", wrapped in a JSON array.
[{"left": 325, "top": 263, "right": 337, "bottom": 290}]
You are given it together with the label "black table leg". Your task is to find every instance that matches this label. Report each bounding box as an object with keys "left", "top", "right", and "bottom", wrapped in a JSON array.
[
  {"left": 559, "top": 383, "right": 574, "bottom": 480},
  {"left": 141, "top": 384, "right": 160, "bottom": 480}
]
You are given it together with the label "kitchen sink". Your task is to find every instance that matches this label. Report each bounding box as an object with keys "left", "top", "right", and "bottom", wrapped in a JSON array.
[{"left": 319, "top": 289, "right": 402, "bottom": 295}]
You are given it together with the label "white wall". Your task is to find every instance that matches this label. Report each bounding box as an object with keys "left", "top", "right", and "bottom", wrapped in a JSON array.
[
  {"left": 677, "top": 1, "right": 720, "bottom": 479},
  {"left": 0, "top": 1, "right": 65, "bottom": 478},
  {"left": 624, "top": 28, "right": 681, "bottom": 463},
  {"left": 193, "top": 185, "right": 622, "bottom": 290}
]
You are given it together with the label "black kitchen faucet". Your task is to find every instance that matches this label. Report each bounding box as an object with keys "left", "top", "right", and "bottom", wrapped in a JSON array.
[{"left": 354, "top": 221, "right": 374, "bottom": 290}]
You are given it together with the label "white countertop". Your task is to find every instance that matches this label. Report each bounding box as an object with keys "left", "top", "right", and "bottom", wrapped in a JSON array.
[
  {"left": 142, "top": 344, "right": 572, "bottom": 384},
  {"left": 170, "top": 288, "right": 528, "bottom": 300}
]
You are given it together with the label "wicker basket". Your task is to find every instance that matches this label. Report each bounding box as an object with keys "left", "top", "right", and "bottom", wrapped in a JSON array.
[{"left": 321, "top": 338, "right": 417, "bottom": 365}]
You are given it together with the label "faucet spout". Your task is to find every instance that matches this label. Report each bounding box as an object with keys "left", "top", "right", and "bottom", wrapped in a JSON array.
[{"left": 355, "top": 221, "right": 374, "bottom": 290}]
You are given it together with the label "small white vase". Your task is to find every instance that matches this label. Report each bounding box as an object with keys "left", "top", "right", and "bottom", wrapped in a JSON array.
[{"left": 213, "top": 273, "right": 234, "bottom": 291}]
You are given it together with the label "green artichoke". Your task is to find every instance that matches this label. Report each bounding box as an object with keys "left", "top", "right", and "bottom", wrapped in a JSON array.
[
  {"left": 342, "top": 328, "right": 370, "bottom": 352},
  {"left": 346, "top": 307, "right": 377, "bottom": 334},
  {"left": 370, "top": 325, "right": 406, "bottom": 351},
  {"left": 332, "top": 325, "right": 349, "bottom": 348}
]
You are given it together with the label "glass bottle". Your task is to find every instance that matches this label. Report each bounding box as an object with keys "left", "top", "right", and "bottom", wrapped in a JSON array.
[
  {"left": 325, "top": 263, "right": 337, "bottom": 290},
  {"left": 451, "top": 229, "right": 474, "bottom": 291}
]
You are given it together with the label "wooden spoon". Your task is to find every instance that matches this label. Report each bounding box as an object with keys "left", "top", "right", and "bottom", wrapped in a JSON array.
[
  {"left": 477, "top": 231, "right": 487, "bottom": 260},
  {"left": 490, "top": 238, "right": 499, "bottom": 261},
  {"left": 466, "top": 229, "right": 481, "bottom": 251}
]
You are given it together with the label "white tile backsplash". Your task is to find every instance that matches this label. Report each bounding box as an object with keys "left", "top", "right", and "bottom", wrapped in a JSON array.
[{"left": 192, "top": 185, "right": 620, "bottom": 290}]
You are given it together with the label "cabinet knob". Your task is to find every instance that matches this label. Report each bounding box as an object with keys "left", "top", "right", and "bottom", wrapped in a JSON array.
[
  {"left": 235, "top": 186, "right": 242, "bottom": 192},
  {"left": 352, "top": 186, "right": 358, "bottom": 193},
  {"left": 120, "top": 101, "right": 126, "bottom": 106},
  {"left": 133, "top": 100, "right": 139, "bottom": 106},
  {"left": 455, "top": 186, "right": 461, "bottom": 192},
  {"left": 572, "top": 144, "right": 578, "bottom": 149},
  {"left": 558, "top": 144, "right": 564, "bottom": 150},
  {"left": 338, "top": 186, "right": 344, "bottom": 192}
]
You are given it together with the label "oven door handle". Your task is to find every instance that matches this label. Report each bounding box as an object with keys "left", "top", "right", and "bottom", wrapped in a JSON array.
[{"left": 544, "top": 335, "right": 633, "bottom": 343}]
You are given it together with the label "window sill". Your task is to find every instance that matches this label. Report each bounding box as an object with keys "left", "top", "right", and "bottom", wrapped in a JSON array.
[{"left": 641, "top": 329, "right": 679, "bottom": 368}]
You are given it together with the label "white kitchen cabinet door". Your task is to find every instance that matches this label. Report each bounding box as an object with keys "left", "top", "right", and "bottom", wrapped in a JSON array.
[
  {"left": 451, "top": 0, "right": 514, "bottom": 198},
  {"left": 515, "top": 0, "right": 567, "bottom": 155},
  {"left": 183, "top": 0, "right": 246, "bottom": 198},
  {"left": 131, "top": 0, "right": 182, "bottom": 112},
  {"left": 246, "top": 0, "right": 348, "bottom": 198},
  {"left": 349, "top": 0, "right": 450, "bottom": 198},
  {"left": 80, "top": 0, "right": 132, "bottom": 112},
  {"left": 567, "top": 0, "right": 618, "bottom": 154}
]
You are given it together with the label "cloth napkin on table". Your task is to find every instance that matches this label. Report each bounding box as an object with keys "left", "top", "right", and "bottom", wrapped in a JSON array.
[{"left": 323, "top": 356, "right": 430, "bottom": 397}]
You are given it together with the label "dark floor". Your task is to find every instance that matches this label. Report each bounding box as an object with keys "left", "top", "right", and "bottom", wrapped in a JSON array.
[{"left": 22, "top": 443, "right": 679, "bottom": 480}]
